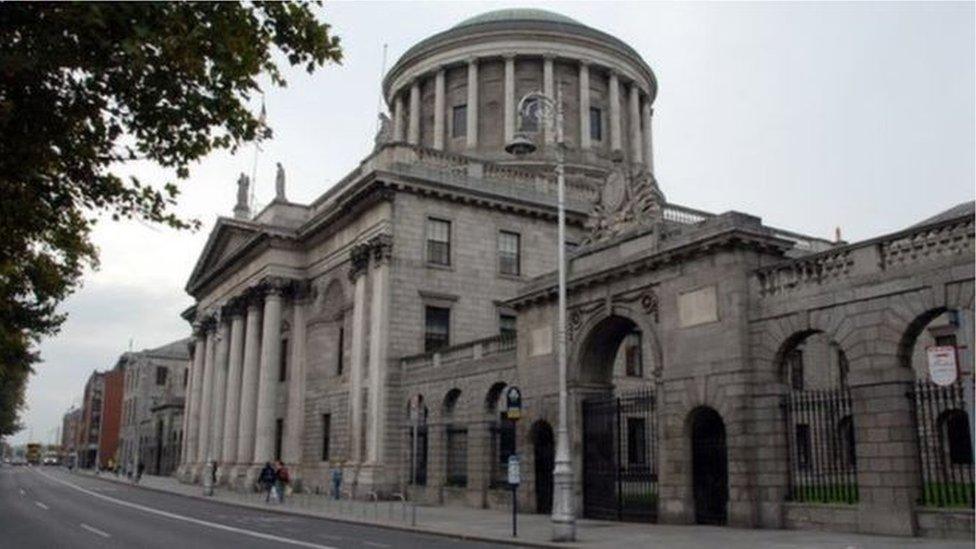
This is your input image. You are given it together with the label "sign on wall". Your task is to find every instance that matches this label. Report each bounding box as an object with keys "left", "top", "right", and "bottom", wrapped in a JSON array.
[
  {"left": 505, "top": 386, "right": 522, "bottom": 420},
  {"left": 927, "top": 345, "right": 958, "bottom": 386}
]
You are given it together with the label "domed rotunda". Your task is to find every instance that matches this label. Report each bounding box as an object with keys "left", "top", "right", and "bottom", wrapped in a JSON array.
[{"left": 382, "top": 9, "right": 657, "bottom": 176}]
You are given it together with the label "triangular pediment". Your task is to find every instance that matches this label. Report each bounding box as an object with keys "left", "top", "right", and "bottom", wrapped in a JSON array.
[{"left": 186, "top": 218, "right": 260, "bottom": 294}]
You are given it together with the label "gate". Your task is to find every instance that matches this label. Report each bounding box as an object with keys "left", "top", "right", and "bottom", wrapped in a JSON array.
[
  {"left": 582, "top": 388, "right": 657, "bottom": 522},
  {"left": 691, "top": 407, "right": 727, "bottom": 525}
]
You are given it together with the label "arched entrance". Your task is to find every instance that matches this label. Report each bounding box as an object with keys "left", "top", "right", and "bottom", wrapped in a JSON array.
[
  {"left": 531, "top": 421, "right": 554, "bottom": 514},
  {"left": 577, "top": 314, "right": 659, "bottom": 522},
  {"left": 691, "top": 407, "right": 727, "bottom": 525}
]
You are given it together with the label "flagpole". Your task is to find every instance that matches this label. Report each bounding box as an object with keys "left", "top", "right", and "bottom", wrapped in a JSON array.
[{"left": 250, "top": 96, "right": 266, "bottom": 211}]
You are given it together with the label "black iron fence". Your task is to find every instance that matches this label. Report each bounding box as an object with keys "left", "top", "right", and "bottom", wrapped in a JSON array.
[
  {"left": 911, "top": 381, "right": 974, "bottom": 508},
  {"left": 582, "top": 388, "right": 658, "bottom": 522},
  {"left": 784, "top": 388, "right": 858, "bottom": 504}
]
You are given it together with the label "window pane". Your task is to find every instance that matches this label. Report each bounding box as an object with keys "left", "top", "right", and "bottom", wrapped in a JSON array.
[
  {"left": 427, "top": 218, "right": 451, "bottom": 265},
  {"left": 452, "top": 105, "right": 467, "bottom": 138},
  {"left": 498, "top": 231, "right": 520, "bottom": 275},
  {"left": 425, "top": 306, "right": 450, "bottom": 352},
  {"left": 590, "top": 107, "right": 602, "bottom": 141},
  {"left": 499, "top": 314, "right": 517, "bottom": 338}
]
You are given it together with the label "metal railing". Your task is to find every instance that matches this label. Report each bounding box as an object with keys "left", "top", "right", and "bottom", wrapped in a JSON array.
[{"left": 911, "top": 381, "right": 975, "bottom": 508}]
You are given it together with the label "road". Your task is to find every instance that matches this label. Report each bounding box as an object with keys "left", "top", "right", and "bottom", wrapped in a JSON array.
[{"left": 0, "top": 465, "right": 513, "bottom": 549}]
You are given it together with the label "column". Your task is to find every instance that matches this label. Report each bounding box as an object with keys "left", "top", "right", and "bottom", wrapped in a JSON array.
[
  {"left": 253, "top": 279, "right": 284, "bottom": 464},
  {"left": 642, "top": 101, "right": 655, "bottom": 174},
  {"left": 503, "top": 54, "right": 515, "bottom": 144},
  {"left": 628, "top": 82, "right": 643, "bottom": 163},
  {"left": 393, "top": 93, "right": 405, "bottom": 142},
  {"left": 196, "top": 322, "right": 216, "bottom": 463},
  {"left": 367, "top": 236, "right": 392, "bottom": 463},
  {"left": 433, "top": 69, "right": 446, "bottom": 150},
  {"left": 209, "top": 317, "right": 230, "bottom": 464},
  {"left": 578, "top": 61, "right": 591, "bottom": 150},
  {"left": 348, "top": 243, "right": 371, "bottom": 462},
  {"left": 185, "top": 332, "right": 205, "bottom": 467},
  {"left": 543, "top": 55, "right": 555, "bottom": 145},
  {"left": 220, "top": 299, "right": 246, "bottom": 466},
  {"left": 408, "top": 80, "right": 420, "bottom": 145},
  {"left": 609, "top": 70, "right": 622, "bottom": 152},
  {"left": 466, "top": 58, "right": 478, "bottom": 149},
  {"left": 283, "top": 284, "right": 308, "bottom": 466},
  {"left": 236, "top": 296, "right": 262, "bottom": 466}
]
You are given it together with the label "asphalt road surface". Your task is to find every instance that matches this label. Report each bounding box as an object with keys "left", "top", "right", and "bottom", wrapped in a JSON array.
[{"left": 0, "top": 465, "right": 513, "bottom": 549}]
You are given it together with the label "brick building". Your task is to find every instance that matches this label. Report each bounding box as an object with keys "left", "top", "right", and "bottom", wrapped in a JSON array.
[{"left": 176, "top": 9, "right": 974, "bottom": 540}]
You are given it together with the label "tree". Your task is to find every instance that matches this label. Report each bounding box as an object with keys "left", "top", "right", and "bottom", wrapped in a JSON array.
[{"left": 0, "top": 3, "right": 342, "bottom": 435}]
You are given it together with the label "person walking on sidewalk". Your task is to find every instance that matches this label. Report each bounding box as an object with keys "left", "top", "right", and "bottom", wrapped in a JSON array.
[
  {"left": 259, "top": 462, "right": 276, "bottom": 503},
  {"left": 274, "top": 460, "right": 290, "bottom": 504}
]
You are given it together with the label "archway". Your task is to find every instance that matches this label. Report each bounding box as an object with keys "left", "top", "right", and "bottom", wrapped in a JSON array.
[
  {"left": 690, "top": 407, "right": 727, "bottom": 525},
  {"left": 576, "top": 313, "right": 658, "bottom": 522},
  {"left": 531, "top": 420, "right": 554, "bottom": 514}
]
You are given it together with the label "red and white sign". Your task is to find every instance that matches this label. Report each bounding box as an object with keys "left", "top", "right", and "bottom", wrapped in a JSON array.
[{"left": 927, "top": 346, "right": 958, "bottom": 386}]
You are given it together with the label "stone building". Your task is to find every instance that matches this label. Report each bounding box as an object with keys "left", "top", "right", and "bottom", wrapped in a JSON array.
[
  {"left": 118, "top": 338, "right": 191, "bottom": 475},
  {"left": 176, "top": 9, "right": 974, "bottom": 539}
]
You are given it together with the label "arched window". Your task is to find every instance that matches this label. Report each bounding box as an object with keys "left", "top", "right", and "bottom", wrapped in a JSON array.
[
  {"left": 939, "top": 409, "right": 973, "bottom": 465},
  {"left": 486, "top": 383, "right": 514, "bottom": 488},
  {"left": 443, "top": 389, "right": 467, "bottom": 487}
]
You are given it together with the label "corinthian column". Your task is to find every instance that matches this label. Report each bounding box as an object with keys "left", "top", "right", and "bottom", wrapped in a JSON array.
[
  {"left": 408, "top": 80, "right": 420, "bottom": 145},
  {"left": 235, "top": 294, "right": 262, "bottom": 472},
  {"left": 503, "top": 54, "right": 516, "bottom": 144},
  {"left": 348, "top": 243, "right": 371, "bottom": 463},
  {"left": 220, "top": 298, "right": 246, "bottom": 469},
  {"left": 209, "top": 317, "right": 230, "bottom": 465},
  {"left": 185, "top": 330, "right": 206, "bottom": 472},
  {"left": 367, "top": 235, "right": 393, "bottom": 463},
  {"left": 629, "top": 82, "right": 643, "bottom": 164},
  {"left": 433, "top": 69, "right": 446, "bottom": 150},
  {"left": 609, "top": 71, "right": 622, "bottom": 153},
  {"left": 466, "top": 58, "right": 479, "bottom": 149},
  {"left": 283, "top": 283, "right": 308, "bottom": 466},
  {"left": 643, "top": 101, "right": 655, "bottom": 174},
  {"left": 578, "top": 61, "right": 591, "bottom": 150},
  {"left": 196, "top": 320, "right": 216, "bottom": 464},
  {"left": 253, "top": 279, "right": 285, "bottom": 464},
  {"left": 393, "top": 93, "right": 405, "bottom": 142}
]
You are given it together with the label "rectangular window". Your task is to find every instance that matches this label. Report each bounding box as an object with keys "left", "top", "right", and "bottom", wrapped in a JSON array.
[
  {"left": 445, "top": 426, "right": 468, "bottom": 487},
  {"left": 627, "top": 417, "right": 647, "bottom": 465},
  {"left": 336, "top": 327, "right": 344, "bottom": 376},
  {"left": 452, "top": 104, "right": 467, "bottom": 138},
  {"left": 155, "top": 366, "right": 167, "bottom": 386},
  {"left": 274, "top": 418, "right": 284, "bottom": 461},
  {"left": 498, "top": 231, "right": 520, "bottom": 276},
  {"left": 499, "top": 314, "right": 517, "bottom": 338},
  {"left": 426, "top": 218, "right": 451, "bottom": 266},
  {"left": 425, "top": 306, "right": 450, "bottom": 353},
  {"left": 182, "top": 368, "right": 188, "bottom": 388},
  {"left": 788, "top": 350, "right": 804, "bottom": 391},
  {"left": 589, "top": 107, "right": 602, "bottom": 141},
  {"left": 279, "top": 338, "right": 289, "bottom": 382},
  {"left": 321, "top": 414, "right": 331, "bottom": 461},
  {"left": 624, "top": 332, "right": 642, "bottom": 377},
  {"left": 796, "top": 424, "right": 811, "bottom": 471}
]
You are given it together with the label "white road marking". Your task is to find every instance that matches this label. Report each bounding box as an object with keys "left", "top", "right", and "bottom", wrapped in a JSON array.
[
  {"left": 80, "top": 523, "right": 111, "bottom": 538},
  {"left": 34, "top": 501, "right": 49, "bottom": 510},
  {"left": 32, "top": 469, "right": 337, "bottom": 549},
  {"left": 363, "top": 542, "right": 390, "bottom": 548}
]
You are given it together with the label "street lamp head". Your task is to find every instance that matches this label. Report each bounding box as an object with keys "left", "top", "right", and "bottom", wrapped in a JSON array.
[{"left": 505, "top": 133, "right": 537, "bottom": 156}]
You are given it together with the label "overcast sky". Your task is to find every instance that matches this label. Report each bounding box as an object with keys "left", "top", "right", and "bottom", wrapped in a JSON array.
[{"left": 10, "top": 1, "right": 974, "bottom": 445}]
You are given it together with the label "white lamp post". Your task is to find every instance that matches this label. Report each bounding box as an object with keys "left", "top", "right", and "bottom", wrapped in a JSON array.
[{"left": 506, "top": 85, "right": 576, "bottom": 542}]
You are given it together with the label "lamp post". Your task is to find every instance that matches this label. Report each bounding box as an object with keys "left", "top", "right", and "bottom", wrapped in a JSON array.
[{"left": 506, "top": 86, "right": 576, "bottom": 542}]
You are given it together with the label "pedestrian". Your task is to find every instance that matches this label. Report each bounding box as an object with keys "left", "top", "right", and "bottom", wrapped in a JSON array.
[
  {"left": 331, "top": 464, "right": 343, "bottom": 500},
  {"left": 274, "top": 460, "right": 290, "bottom": 504},
  {"left": 259, "top": 462, "right": 276, "bottom": 503},
  {"left": 137, "top": 461, "right": 145, "bottom": 484}
]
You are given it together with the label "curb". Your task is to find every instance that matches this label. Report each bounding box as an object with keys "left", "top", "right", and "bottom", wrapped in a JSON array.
[{"left": 72, "top": 470, "right": 568, "bottom": 548}]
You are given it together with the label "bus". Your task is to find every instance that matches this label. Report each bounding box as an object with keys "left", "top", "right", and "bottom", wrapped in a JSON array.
[{"left": 26, "top": 443, "right": 42, "bottom": 465}]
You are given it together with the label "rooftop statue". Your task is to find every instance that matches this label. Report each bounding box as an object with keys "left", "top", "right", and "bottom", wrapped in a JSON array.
[
  {"left": 582, "top": 165, "right": 665, "bottom": 246},
  {"left": 374, "top": 112, "right": 393, "bottom": 151},
  {"left": 275, "top": 162, "right": 286, "bottom": 201}
]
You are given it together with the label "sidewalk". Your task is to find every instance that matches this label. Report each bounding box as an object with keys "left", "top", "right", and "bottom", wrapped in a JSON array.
[{"left": 75, "top": 470, "right": 969, "bottom": 549}]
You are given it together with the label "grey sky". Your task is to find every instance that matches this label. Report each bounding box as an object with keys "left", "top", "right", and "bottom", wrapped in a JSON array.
[{"left": 10, "top": 1, "right": 974, "bottom": 445}]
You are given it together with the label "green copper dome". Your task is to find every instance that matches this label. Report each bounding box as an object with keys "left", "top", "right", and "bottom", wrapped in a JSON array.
[{"left": 453, "top": 9, "right": 583, "bottom": 29}]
